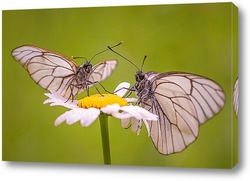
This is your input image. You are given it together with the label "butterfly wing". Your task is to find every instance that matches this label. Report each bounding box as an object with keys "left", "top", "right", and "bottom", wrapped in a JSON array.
[
  {"left": 12, "top": 45, "right": 80, "bottom": 98},
  {"left": 233, "top": 78, "right": 239, "bottom": 118},
  {"left": 144, "top": 72, "right": 225, "bottom": 155},
  {"left": 88, "top": 60, "right": 117, "bottom": 84},
  {"left": 158, "top": 72, "right": 226, "bottom": 124}
]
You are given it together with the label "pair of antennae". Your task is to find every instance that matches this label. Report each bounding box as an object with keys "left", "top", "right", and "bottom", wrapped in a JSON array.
[
  {"left": 107, "top": 45, "right": 147, "bottom": 72},
  {"left": 72, "top": 41, "right": 147, "bottom": 71},
  {"left": 72, "top": 41, "right": 123, "bottom": 62}
]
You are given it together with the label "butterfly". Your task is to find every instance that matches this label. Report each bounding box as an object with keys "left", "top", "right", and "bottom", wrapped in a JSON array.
[
  {"left": 128, "top": 70, "right": 226, "bottom": 155},
  {"left": 108, "top": 47, "right": 226, "bottom": 155},
  {"left": 12, "top": 44, "right": 119, "bottom": 100},
  {"left": 233, "top": 78, "right": 239, "bottom": 118}
]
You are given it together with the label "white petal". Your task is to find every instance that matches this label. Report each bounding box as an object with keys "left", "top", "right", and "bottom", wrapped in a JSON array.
[
  {"left": 121, "top": 117, "right": 142, "bottom": 135},
  {"left": 137, "top": 107, "right": 158, "bottom": 120},
  {"left": 125, "top": 98, "right": 138, "bottom": 103},
  {"left": 43, "top": 92, "right": 78, "bottom": 109},
  {"left": 142, "top": 119, "right": 151, "bottom": 136},
  {"left": 43, "top": 92, "right": 64, "bottom": 102},
  {"left": 133, "top": 119, "right": 142, "bottom": 135},
  {"left": 119, "top": 106, "right": 141, "bottom": 120},
  {"left": 114, "top": 82, "right": 130, "bottom": 97},
  {"left": 121, "top": 118, "right": 131, "bottom": 128},
  {"left": 54, "top": 112, "right": 69, "bottom": 126},
  {"left": 121, "top": 118, "right": 150, "bottom": 136},
  {"left": 80, "top": 108, "right": 100, "bottom": 127},
  {"left": 101, "top": 104, "right": 121, "bottom": 115},
  {"left": 121, "top": 106, "right": 158, "bottom": 120},
  {"left": 54, "top": 108, "right": 100, "bottom": 127},
  {"left": 54, "top": 108, "right": 85, "bottom": 126},
  {"left": 119, "top": 106, "right": 158, "bottom": 136},
  {"left": 112, "top": 112, "right": 133, "bottom": 119},
  {"left": 66, "top": 108, "right": 87, "bottom": 125},
  {"left": 51, "top": 101, "right": 78, "bottom": 109}
]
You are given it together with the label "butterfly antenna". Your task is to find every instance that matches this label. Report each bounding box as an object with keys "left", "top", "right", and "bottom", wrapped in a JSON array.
[
  {"left": 107, "top": 45, "right": 140, "bottom": 71},
  {"left": 71, "top": 56, "right": 88, "bottom": 62},
  {"left": 89, "top": 41, "right": 124, "bottom": 62},
  {"left": 140, "top": 55, "right": 147, "bottom": 71}
]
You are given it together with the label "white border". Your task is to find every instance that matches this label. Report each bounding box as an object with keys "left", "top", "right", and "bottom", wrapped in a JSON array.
[{"left": 1, "top": 0, "right": 249, "bottom": 181}]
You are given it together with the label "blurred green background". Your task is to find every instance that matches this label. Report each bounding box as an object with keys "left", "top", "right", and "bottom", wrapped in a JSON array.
[{"left": 2, "top": 3, "right": 238, "bottom": 168}]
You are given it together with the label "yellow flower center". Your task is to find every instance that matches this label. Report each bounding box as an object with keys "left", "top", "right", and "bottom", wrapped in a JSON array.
[{"left": 77, "top": 94, "right": 128, "bottom": 109}]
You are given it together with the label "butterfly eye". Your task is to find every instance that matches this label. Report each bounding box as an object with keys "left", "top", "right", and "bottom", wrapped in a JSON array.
[
  {"left": 83, "top": 62, "right": 92, "bottom": 73},
  {"left": 135, "top": 71, "right": 145, "bottom": 82}
]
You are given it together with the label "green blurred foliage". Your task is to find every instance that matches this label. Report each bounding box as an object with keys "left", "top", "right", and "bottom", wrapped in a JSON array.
[{"left": 2, "top": 3, "right": 238, "bottom": 168}]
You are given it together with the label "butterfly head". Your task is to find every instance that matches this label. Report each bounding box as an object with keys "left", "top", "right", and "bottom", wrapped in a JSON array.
[
  {"left": 135, "top": 71, "right": 146, "bottom": 82},
  {"left": 82, "top": 61, "right": 92, "bottom": 73}
]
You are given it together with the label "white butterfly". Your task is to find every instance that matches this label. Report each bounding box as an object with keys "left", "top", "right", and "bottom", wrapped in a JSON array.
[
  {"left": 12, "top": 45, "right": 117, "bottom": 100},
  {"left": 125, "top": 70, "right": 226, "bottom": 155},
  {"left": 233, "top": 78, "right": 239, "bottom": 118}
]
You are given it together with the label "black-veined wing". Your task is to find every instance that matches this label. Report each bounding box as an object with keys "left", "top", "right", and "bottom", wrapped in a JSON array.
[
  {"left": 145, "top": 72, "right": 225, "bottom": 155},
  {"left": 88, "top": 60, "right": 117, "bottom": 84},
  {"left": 125, "top": 72, "right": 225, "bottom": 155},
  {"left": 233, "top": 78, "right": 239, "bottom": 118},
  {"left": 154, "top": 72, "right": 226, "bottom": 124},
  {"left": 12, "top": 45, "right": 118, "bottom": 99},
  {"left": 12, "top": 45, "right": 80, "bottom": 98}
]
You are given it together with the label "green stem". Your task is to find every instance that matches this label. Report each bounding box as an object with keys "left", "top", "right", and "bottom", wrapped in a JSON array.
[{"left": 99, "top": 114, "right": 111, "bottom": 165}]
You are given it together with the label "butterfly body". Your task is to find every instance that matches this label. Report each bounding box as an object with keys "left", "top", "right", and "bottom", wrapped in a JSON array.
[
  {"left": 74, "top": 61, "right": 93, "bottom": 88},
  {"left": 12, "top": 45, "right": 117, "bottom": 100},
  {"left": 134, "top": 71, "right": 155, "bottom": 103}
]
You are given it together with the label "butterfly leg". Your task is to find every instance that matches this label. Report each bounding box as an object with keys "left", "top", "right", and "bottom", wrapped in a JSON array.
[
  {"left": 113, "top": 85, "right": 135, "bottom": 97},
  {"left": 87, "top": 80, "right": 114, "bottom": 95},
  {"left": 86, "top": 86, "right": 90, "bottom": 96},
  {"left": 96, "top": 81, "right": 113, "bottom": 94},
  {"left": 97, "top": 83, "right": 112, "bottom": 94},
  {"left": 65, "top": 84, "right": 76, "bottom": 102},
  {"left": 124, "top": 86, "right": 137, "bottom": 98},
  {"left": 113, "top": 87, "right": 130, "bottom": 95},
  {"left": 67, "top": 82, "right": 86, "bottom": 101},
  {"left": 124, "top": 90, "right": 132, "bottom": 98},
  {"left": 86, "top": 80, "right": 105, "bottom": 96},
  {"left": 138, "top": 100, "right": 153, "bottom": 110}
]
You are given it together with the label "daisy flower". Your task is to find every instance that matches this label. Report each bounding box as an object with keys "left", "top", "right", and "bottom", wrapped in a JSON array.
[
  {"left": 43, "top": 82, "right": 157, "bottom": 130},
  {"left": 43, "top": 82, "right": 158, "bottom": 165}
]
